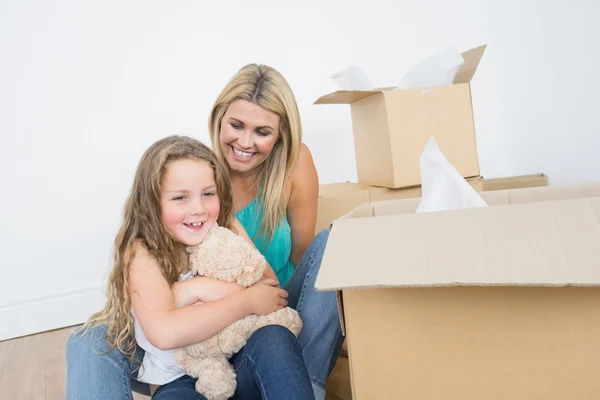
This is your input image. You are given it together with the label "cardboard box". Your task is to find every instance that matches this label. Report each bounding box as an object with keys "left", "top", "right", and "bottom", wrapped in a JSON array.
[
  {"left": 324, "top": 173, "right": 550, "bottom": 399},
  {"left": 317, "top": 177, "right": 483, "bottom": 233},
  {"left": 483, "top": 173, "right": 549, "bottom": 191},
  {"left": 314, "top": 46, "right": 486, "bottom": 189},
  {"left": 318, "top": 183, "right": 600, "bottom": 399}
]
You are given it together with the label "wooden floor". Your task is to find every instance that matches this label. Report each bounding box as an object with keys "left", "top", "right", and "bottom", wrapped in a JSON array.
[
  {"left": 1, "top": 326, "right": 349, "bottom": 400},
  {"left": 0, "top": 326, "right": 149, "bottom": 400}
]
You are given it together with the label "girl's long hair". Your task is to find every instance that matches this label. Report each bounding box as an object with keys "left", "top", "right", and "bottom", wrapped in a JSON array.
[{"left": 82, "top": 135, "right": 234, "bottom": 363}]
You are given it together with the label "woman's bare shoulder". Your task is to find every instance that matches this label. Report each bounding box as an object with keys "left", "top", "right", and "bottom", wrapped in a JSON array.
[{"left": 290, "top": 143, "right": 317, "bottom": 186}]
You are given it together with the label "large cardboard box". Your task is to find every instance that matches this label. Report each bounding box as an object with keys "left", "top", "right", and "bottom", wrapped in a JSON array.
[
  {"left": 318, "top": 183, "right": 600, "bottom": 399},
  {"left": 314, "top": 46, "right": 486, "bottom": 189},
  {"left": 324, "top": 173, "right": 549, "bottom": 399},
  {"left": 317, "top": 177, "right": 484, "bottom": 233},
  {"left": 483, "top": 173, "right": 548, "bottom": 191}
]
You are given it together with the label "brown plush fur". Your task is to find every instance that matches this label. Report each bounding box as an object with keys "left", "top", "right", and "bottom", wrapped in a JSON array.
[{"left": 172, "top": 225, "right": 303, "bottom": 400}]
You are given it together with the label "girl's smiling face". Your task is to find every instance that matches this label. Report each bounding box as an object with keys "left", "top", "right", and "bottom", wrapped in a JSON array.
[{"left": 160, "top": 158, "right": 221, "bottom": 246}]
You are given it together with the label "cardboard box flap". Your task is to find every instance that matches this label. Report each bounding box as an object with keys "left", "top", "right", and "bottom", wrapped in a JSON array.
[
  {"left": 351, "top": 183, "right": 600, "bottom": 218},
  {"left": 314, "top": 90, "right": 381, "bottom": 105},
  {"left": 506, "top": 182, "right": 600, "bottom": 204},
  {"left": 483, "top": 173, "right": 548, "bottom": 191},
  {"left": 316, "top": 197, "right": 600, "bottom": 291},
  {"left": 453, "top": 45, "right": 487, "bottom": 84},
  {"left": 373, "top": 86, "right": 396, "bottom": 91}
]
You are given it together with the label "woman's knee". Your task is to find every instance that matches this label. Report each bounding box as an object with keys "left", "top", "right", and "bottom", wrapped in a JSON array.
[
  {"left": 246, "top": 325, "right": 301, "bottom": 357},
  {"left": 312, "top": 228, "right": 330, "bottom": 250},
  {"left": 301, "top": 228, "right": 329, "bottom": 269}
]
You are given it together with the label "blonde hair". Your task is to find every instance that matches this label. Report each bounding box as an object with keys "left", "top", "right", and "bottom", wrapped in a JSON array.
[
  {"left": 82, "top": 135, "right": 234, "bottom": 363},
  {"left": 209, "top": 64, "right": 302, "bottom": 240}
]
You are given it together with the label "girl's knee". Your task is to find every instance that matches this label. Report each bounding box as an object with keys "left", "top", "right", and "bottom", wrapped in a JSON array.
[
  {"left": 252, "top": 324, "right": 296, "bottom": 342},
  {"left": 66, "top": 324, "right": 112, "bottom": 359}
]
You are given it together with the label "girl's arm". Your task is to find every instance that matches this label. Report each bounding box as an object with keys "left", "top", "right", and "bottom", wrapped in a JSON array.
[
  {"left": 231, "top": 217, "right": 279, "bottom": 283},
  {"left": 172, "top": 276, "right": 244, "bottom": 308},
  {"left": 129, "top": 242, "right": 288, "bottom": 350},
  {"left": 287, "top": 143, "right": 319, "bottom": 266},
  {"left": 172, "top": 219, "right": 279, "bottom": 308}
]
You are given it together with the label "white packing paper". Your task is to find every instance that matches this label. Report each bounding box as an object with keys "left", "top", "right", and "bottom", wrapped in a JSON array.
[
  {"left": 416, "top": 137, "right": 487, "bottom": 213},
  {"left": 330, "top": 65, "right": 373, "bottom": 91},
  {"left": 394, "top": 47, "right": 464, "bottom": 91}
]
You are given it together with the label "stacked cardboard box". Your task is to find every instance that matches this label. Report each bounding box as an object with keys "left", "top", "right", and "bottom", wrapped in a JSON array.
[
  {"left": 316, "top": 177, "right": 483, "bottom": 234},
  {"left": 315, "top": 45, "right": 486, "bottom": 189},
  {"left": 314, "top": 45, "right": 488, "bottom": 236},
  {"left": 317, "top": 174, "right": 548, "bottom": 234}
]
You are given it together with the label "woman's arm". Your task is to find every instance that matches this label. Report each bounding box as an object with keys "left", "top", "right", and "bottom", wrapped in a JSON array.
[
  {"left": 231, "top": 217, "right": 279, "bottom": 283},
  {"left": 287, "top": 143, "right": 319, "bottom": 266},
  {"left": 129, "top": 242, "right": 287, "bottom": 350}
]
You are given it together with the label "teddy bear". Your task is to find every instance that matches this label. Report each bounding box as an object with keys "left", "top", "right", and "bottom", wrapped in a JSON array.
[{"left": 172, "top": 224, "right": 303, "bottom": 400}]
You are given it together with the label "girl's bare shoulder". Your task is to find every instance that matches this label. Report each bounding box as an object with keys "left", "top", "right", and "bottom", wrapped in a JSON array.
[{"left": 130, "top": 239, "right": 160, "bottom": 274}]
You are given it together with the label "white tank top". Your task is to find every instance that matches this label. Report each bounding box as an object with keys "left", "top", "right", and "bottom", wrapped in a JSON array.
[{"left": 133, "top": 270, "right": 194, "bottom": 385}]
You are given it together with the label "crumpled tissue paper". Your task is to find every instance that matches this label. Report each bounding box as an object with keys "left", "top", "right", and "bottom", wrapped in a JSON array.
[
  {"left": 394, "top": 47, "right": 464, "bottom": 91},
  {"left": 416, "top": 136, "right": 487, "bottom": 213}
]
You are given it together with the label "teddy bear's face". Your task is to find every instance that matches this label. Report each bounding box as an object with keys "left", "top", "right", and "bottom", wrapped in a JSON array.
[{"left": 187, "top": 225, "right": 266, "bottom": 286}]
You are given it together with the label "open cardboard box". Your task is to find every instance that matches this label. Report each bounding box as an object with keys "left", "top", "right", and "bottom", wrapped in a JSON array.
[
  {"left": 314, "top": 46, "right": 486, "bottom": 189},
  {"left": 317, "top": 183, "right": 600, "bottom": 399}
]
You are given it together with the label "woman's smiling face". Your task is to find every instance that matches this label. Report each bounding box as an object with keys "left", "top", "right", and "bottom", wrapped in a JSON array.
[{"left": 218, "top": 99, "right": 280, "bottom": 175}]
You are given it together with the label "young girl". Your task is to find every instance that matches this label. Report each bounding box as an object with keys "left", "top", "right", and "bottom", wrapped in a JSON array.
[{"left": 68, "top": 135, "right": 314, "bottom": 399}]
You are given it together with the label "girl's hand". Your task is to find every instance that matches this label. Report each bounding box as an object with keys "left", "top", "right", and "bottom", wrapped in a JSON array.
[
  {"left": 245, "top": 279, "right": 288, "bottom": 315},
  {"left": 259, "top": 275, "right": 280, "bottom": 287}
]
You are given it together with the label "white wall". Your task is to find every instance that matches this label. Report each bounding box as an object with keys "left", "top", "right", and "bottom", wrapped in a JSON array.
[{"left": 1, "top": 0, "right": 599, "bottom": 340}]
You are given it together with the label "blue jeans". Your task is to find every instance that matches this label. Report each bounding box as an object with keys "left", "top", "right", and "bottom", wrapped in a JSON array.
[
  {"left": 152, "top": 326, "right": 314, "bottom": 399},
  {"left": 68, "top": 325, "right": 313, "bottom": 400},
  {"left": 283, "top": 228, "right": 344, "bottom": 398},
  {"left": 66, "top": 229, "right": 343, "bottom": 399}
]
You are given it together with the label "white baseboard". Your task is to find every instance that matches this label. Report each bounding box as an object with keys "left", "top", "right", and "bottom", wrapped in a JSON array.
[{"left": 0, "top": 287, "right": 107, "bottom": 341}]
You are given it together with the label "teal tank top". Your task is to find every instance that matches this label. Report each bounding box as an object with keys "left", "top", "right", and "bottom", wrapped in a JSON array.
[{"left": 235, "top": 197, "right": 295, "bottom": 286}]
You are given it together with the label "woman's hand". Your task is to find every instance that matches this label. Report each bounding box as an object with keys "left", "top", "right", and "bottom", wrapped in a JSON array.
[{"left": 245, "top": 279, "right": 288, "bottom": 315}]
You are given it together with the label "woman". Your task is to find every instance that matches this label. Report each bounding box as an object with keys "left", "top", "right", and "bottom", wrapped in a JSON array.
[
  {"left": 66, "top": 64, "right": 343, "bottom": 400},
  {"left": 208, "top": 64, "right": 344, "bottom": 398}
]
